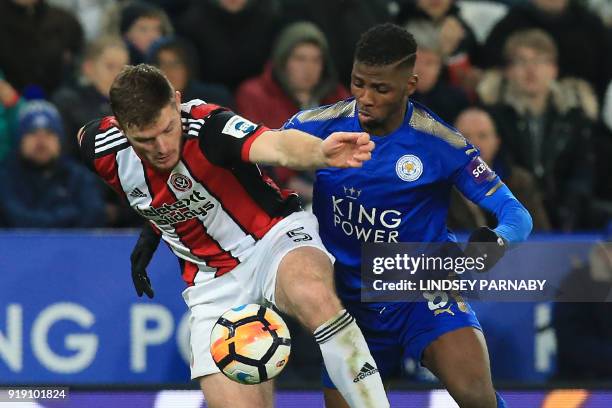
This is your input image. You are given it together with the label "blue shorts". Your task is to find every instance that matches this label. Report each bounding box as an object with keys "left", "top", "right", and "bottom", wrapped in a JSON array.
[{"left": 321, "top": 296, "right": 481, "bottom": 388}]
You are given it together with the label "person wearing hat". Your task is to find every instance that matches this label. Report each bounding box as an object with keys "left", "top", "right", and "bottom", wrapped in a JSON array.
[
  {"left": 235, "top": 22, "right": 350, "bottom": 205},
  {"left": 0, "top": 100, "right": 105, "bottom": 228}
]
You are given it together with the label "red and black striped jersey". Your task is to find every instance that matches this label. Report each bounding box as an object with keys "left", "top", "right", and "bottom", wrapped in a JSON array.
[{"left": 78, "top": 99, "right": 301, "bottom": 285}]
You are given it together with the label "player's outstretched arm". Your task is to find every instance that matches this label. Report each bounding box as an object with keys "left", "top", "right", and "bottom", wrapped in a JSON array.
[{"left": 248, "top": 128, "right": 374, "bottom": 170}]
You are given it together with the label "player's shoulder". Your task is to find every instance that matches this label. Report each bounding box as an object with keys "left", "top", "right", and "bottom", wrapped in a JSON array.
[
  {"left": 180, "top": 99, "right": 226, "bottom": 120},
  {"left": 78, "top": 116, "right": 129, "bottom": 160},
  {"left": 408, "top": 101, "right": 471, "bottom": 152},
  {"left": 285, "top": 98, "right": 356, "bottom": 136},
  {"left": 294, "top": 98, "right": 356, "bottom": 123},
  {"left": 180, "top": 99, "right": 234, "bottom": 140}
]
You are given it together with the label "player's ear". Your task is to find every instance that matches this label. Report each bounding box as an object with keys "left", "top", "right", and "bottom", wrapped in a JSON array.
[
  {"left": 407, "top": 74, "right": 418, "bottom": 95},
  {"left": 174, "top": 90, "right": 182, "bottom": 108}
]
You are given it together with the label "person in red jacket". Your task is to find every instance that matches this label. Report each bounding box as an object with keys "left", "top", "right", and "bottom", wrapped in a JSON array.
[
  {"left": 236, "top": 22, "right": 349, "bottom": 203},
  {"left": 236, "top": 21, "right": 349, "bottom": 129}
]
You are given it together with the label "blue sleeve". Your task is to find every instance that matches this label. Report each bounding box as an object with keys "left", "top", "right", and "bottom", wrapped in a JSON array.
[
  {"left": 451, "top": 149, "right": 532, "bottom": 243},
  {"left": 476, "top": 184, "right": 533, "bottom": 243}
]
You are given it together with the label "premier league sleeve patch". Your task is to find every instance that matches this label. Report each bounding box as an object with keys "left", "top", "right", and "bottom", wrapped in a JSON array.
[
  {"left": 222, "top": 115, "right": 258, "bottom": 139},
  {"left": 466, "top": 157, "right": 496, "bottom": 184}
]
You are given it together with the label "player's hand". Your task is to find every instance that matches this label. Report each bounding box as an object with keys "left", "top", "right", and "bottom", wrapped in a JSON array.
[
  {"left": 321, "top": 132, "right": 374, "bottom": 168},
  {"left": 464, "top": 227, "right": 507, "bottom": 273},
  {"left": 130, "top": 223, "right": 161, "bottom": 298}
]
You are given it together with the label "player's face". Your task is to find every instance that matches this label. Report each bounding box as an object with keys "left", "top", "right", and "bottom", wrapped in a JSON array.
[
  {"left": 124, "top": 92, "right": 183, "bottom": 172},
  {"left": 351, "top": 61, "right": 417, "bottom": 135}
]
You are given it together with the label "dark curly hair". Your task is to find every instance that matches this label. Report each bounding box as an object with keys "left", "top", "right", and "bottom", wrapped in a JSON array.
[{"left": 354, "top": 23, "right": 417, "bottom": 69}]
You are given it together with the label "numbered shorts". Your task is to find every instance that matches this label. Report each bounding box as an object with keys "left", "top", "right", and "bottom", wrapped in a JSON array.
[
  {"left": 322, "top": 294, "right": 481, "bottom": 387},
  {"left": 182, "top": 210, "right": 335, "bottom": 379}
]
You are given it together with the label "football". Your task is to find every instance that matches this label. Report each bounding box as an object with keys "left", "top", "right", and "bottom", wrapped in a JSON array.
[{"left": 210, "top": 304, "right": 291, "bottom": 384}]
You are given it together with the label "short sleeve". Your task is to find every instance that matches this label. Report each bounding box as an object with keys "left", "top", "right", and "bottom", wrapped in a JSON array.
[
  {"left": 77, "top": 118, "right": 102, "bottom": 171},
  {"left": 198, "top": 110, "right": 269, "bottom": 166}
]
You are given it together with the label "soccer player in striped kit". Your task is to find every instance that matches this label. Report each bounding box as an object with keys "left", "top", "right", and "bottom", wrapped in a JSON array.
[{"left": 78, "top": 64, "right": 389, "bottom": 408}]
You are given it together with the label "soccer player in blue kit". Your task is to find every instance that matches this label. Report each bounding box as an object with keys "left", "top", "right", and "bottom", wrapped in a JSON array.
[{"left": 282, "top": 24, "right": 532, "bottom": 408}]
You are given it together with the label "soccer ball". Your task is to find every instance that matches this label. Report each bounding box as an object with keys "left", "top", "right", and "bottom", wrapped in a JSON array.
[{"left": 210, "top": 304, "right": 291, "bottom": 384}]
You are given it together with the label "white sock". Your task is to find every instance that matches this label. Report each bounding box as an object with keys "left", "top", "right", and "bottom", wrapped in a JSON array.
[{"left": 314, "top": 310, "right": 389, "bottom": 408}]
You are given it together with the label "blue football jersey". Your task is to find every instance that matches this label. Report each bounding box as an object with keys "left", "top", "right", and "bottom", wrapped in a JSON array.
[{"left": 284, "top": 98, "right": 502, "bottom": 300}]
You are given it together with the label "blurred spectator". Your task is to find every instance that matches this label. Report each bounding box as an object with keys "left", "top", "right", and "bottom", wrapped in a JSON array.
[
  {"left": 0, "top": 0, "right": 83, "bottom": 96},
  {"left": 236, "top": 22, "right": 349, "bottom": 128},
  {"left": 117, "top": 1, "right": 173, "bottom": 64},
  {"left": 553, "top": 224, "right": 612, "bottom": 380},
  {"left": 0, "top": 101, "right": 105, "bottom": 228},
  {"left": 283, "top": 0, "right": 392, "bottom": 88},
  {"left": 47, "top": 0, "right": 115, "bottom": 41},
  {"left": 448, "top": 108, "right": 551, "bottom": 231},
  {"left": 52, "top": 36, "right": 128, "bottom": 158},
  {"left": 0, "top": 77, "right": 26, "bottom": 163},
  {"left": 176, "top": 0, "right": 282, "bottom": 90},
  {"left": 149, "top": 37, "right": 234, "bottom": 108},
  {"left": 131, "top": 0, "right": 190, "bottom": 26},
  {"left": 235, "top": 22, "right": 350, "bottom": 204},
  {"left": 483, "top": 0, "right": 612, "bottom": 98},
  {"left": 397, "top": 0, "right": 482, "bottom": 93},
  {"left": 587, "top": 0, "right": 612, "bottom": 27},
  {"left": 409, "top": 28, "right": 470, "bottom": 124},
  {"left": 478, "top": 29, "right": 596, "bottom": 231}
]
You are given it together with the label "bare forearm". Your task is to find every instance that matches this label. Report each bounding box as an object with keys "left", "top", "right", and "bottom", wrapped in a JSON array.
[
  {"left": 277, "top": 129, "right": 327, "bottom": 169},
  {"left": 250, "top": 129, "right": 326, "bottom": 169}
]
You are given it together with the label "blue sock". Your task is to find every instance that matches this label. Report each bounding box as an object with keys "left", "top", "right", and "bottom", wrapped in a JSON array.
[{"left": 496, "top": 391, "right": 507, "bottom": 408}]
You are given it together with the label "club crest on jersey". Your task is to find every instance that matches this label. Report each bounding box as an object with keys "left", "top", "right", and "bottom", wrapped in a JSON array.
[
  {"left": 170, "top": 173, "right": 193, "bottom": 191},
  {"left": 396, "top": 154, "right": 423, "bottom": 182},
  {"left": 222, "top": 115, "right": 257, "bottom": 138}
]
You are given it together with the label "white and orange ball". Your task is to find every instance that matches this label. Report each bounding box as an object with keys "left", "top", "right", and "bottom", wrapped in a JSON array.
[{"left": 210, "top": 304, "right": 291, "bottom": 384}]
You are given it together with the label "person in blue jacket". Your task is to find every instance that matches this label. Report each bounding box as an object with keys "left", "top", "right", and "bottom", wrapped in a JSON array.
[{"left": 0, "top": 100, "right": 105, "bottom": 228}]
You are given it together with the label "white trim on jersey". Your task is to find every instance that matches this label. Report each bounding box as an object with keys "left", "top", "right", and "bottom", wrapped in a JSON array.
[
  {"left": 95, "top": 128, "right": 122, "bottom": 145},
  {"left": 181, "top": 99, "right": 207, "bottom": 113},
  {"left": 181, "top": 118, "right": 204, "bottom": 137},
  {"left": 114, "top": 147, "right": 216, "bottom": 274},
  {"left": 95, "top": 127, "right": 128, "bottom": 154},
  {"left": 169, "top": 161, "right": 256, "bottom": 263}
]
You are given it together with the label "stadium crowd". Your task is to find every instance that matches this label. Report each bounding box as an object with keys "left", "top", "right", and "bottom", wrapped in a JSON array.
[{"left": 0, "top": 0, "right": 611, "bottom": 382}]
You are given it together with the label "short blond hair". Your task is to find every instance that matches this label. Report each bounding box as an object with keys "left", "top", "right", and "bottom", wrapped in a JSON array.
[
  {"left": 84, "top": 36, "right": 127, "bottom": 62},
  {"left": 504, "top": 29, "right": 558, "bottom": 64}
]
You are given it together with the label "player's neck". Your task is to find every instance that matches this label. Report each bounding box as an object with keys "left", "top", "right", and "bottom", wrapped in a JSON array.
[{"left": 367, "top": 105, "right": 407, "bottom": 136}]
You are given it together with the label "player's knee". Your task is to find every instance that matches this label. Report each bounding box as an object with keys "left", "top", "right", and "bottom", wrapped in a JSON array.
[
  {"left": 294, "top": 281, "right": 342, "bottom": 329},
  {"left": 450, "top": 377, "right": 496, "bottom": 408}
]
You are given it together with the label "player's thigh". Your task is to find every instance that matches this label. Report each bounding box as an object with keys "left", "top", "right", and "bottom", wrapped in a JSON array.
[
  {"left": 274, "top": 246, "right": 342, "bottom": 329},
  {"left": 199, "top": 373, "right": 274, "bottom": 408},
  {"left": 254, "top": 211, "right": 340, "bottom": 330},
  {"left": 421, "top": 327, "right": 496, "bottom": 406}
]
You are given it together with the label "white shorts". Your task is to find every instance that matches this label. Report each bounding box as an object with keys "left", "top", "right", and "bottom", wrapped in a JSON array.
[{"left": 182, "top": 211, "right": 334, "bottom": 379}]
